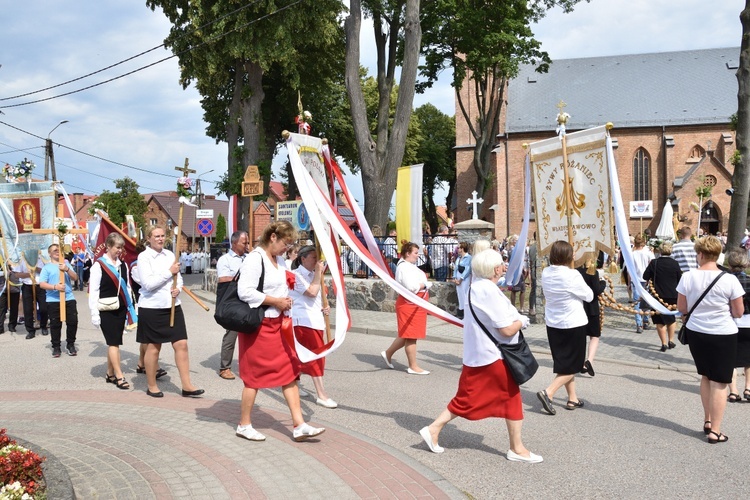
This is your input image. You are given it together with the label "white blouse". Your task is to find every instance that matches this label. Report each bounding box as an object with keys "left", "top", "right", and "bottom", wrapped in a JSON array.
[
  {"left": 541, "top": 265, "right": 592, "bottom": 329},
  {"left": 290, "top": 266, "right": 325, "bottom": 330},
  {"left": 463, "top": 278, "right": 521, "bottom": 367},
  {"left": 136, "top": 246, "right": 182, "bottom": 309},
  {"left": 237, "top": 248, "right": 289, "bottom": 318},
  {"left": 677, "top": 270, "right": 744, "bottom": 334},
  {"left": 88, "top": 255, "right": 131, "bottom": 318},
  {"left": 395, "top": 259, "right": 429, "bottom": 293}
]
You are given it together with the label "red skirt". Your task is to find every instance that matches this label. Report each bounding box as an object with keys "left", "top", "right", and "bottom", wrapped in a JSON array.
[
  {"left": 295, "top": 325, "right": 326, "bottom": 377},
  {"left": 447, "top": 359, "right": 523, "bottom": 421},
  {"left": 238, "top": 316, "right": 300, "bottom": 389},
  {"left": 396, "top": 292, "right": 428, "bottom": 339}
]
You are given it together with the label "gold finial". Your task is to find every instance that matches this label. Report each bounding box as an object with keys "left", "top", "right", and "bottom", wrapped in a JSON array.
[
  {"left": 281, "top": 130, "right": 291, "bottom": 140},
  {"left": 522, "top": 143, "right": 529, "bottom": 150},
  {"left": 605, "top": 122, "right": 614, "bottom": 130},
  {"left": 556, "top": 100, "right": 570, "bottom": 125},
  {"left": 556, "top": 100, "right": 567, "bottom": 113}
]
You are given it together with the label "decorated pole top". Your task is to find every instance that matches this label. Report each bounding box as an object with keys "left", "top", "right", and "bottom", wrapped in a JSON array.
[
  {"left": 556, "top": 100, "right": 570, "bottom": 136},
  {"left": 467, "top": 190, "right": 483, "bottom": 220},
  {"left": 175, "top": 158, "right": 196, "bottom": 177}
]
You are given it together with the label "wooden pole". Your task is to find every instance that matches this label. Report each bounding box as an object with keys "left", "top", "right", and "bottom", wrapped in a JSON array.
[
  {"left": 315, "top": 239, "right": 332, "bottom": 343},
  {"left": 248, "top": 196, "right": 254, "bottom": 246},
  {"left": 560, "top": 133, "right": 574, "bottom": 246}
]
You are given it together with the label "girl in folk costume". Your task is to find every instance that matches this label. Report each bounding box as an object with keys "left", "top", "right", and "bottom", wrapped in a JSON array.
[
  {"left": 381, "top": 242, "right": 432, "bottom": 375},
  {"left": 89, "top": 233, "right": 137, "bottom": 390},
  {"left": 235, "top": 221, "right": 325, "bottom": 442},
  {"left": 290, "top": 245, "right": 336, "bottom": 408}
]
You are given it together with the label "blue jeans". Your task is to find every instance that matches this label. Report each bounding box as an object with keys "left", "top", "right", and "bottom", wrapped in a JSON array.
[
  {"left": 434, "top": 266, "right": 449, "bottom": 282},
  {"left": 633, "top": 281, "right": 646, "bottom": 328},
  {"left": 75, "top": 266, "right": 85, "bottom": 290}
]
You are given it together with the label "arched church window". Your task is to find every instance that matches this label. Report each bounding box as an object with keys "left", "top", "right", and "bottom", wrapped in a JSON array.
[{"left": 633, "top": 148, "right": 650, "bottom": 201}]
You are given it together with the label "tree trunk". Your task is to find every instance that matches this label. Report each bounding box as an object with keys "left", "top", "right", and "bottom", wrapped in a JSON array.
[
  {"left": 345, "top": 0, "right": 422, "bottom": 231},
  {"left": 729, "top": 2, "right": 750, "bottom": 248},
  {"left": 237, "top": 60, "right": 264, "bottom": 235}
]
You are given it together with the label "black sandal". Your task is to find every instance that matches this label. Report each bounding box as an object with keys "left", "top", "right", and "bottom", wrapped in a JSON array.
[
  {"left": 105, "top": 374, "right": 117, "bottom": 384},
  {"left": 744, "top": 389, "right": 750, "bottom": 402},
  {"left": 565, "top": 399, "right": 585, "bottom": 410},
  {"left": 728, "top": 393, "right": 741, "bottom": 403},
  {"left": 703, "top": 421, "right": 712, "bottom": 435},
  {"left": 136, "top": 366, "right": 168, "bottom": 379},
  {"left": 115, "top": 378, "right": 130, "bottom": 390},
  {"left": 707, "top": 431, "right": 728, "bottom": 444}
]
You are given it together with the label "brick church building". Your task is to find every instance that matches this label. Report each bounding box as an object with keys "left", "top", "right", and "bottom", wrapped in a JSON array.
[{"left": 455, "top": 47, "right": 739, "bottom": 240}]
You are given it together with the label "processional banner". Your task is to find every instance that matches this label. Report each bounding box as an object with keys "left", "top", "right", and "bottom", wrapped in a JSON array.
[
  {"left": 0, "top": 181, "right": 56, "bottom": 265},
  {"left": 529, "top": 125, "right": 615, "bottom": 266}
]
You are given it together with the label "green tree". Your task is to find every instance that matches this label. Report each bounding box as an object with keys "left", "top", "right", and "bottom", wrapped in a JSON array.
[
  {"left": 93, "top": 177, "right": 149, "bottom": 228},
  {"left": 215, "top": 213, "right": 227, "bottom": 243},
  {"left": 729, "top": 1, "right": 750, "bottom": 248},
  {"left": 413, "top": 104, "right": 455, "bottom": 233},
  {"left": 345, "top": 0, "right": 422, "bottom": 230},
  {"left": 147, "top": 0, "right": 345, "bottom": 232},
  {"left": 419, "top": 0, "right": 585, "bottom": 217}
]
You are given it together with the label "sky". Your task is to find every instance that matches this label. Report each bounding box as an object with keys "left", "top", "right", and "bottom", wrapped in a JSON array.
[{"left": 0, "top": 0, "right": 744, "bottom": 207}]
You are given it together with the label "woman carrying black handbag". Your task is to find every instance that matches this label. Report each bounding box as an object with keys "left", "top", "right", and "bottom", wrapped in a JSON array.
[{"left": 418, "top": 249, "right": 542, "bottom": 463}]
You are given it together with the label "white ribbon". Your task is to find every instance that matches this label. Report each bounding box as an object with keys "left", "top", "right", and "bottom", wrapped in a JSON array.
[{"left": 178, "top": 196, "right": 198, "bottom": 207}]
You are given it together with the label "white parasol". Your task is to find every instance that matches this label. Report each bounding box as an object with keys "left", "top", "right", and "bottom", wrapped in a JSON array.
[{"left": 655, "top": 202, "right": 676, "bottom": 240}]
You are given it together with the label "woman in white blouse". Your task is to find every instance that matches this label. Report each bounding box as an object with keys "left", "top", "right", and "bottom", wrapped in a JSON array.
[
  {"left": 381, "top": 242, "right": 432, "bottom": 375},
  {"left": 235, "top": 221, "right": 325, "bottom": 442},
  {"left": 419, "top": 250, "right": 540, "bottom": 462},
  {"left": 136, "top": 225, "right": 203, "bottom": 398},
  {"left": 290, "top": 245, "right": 336, "bottom": 408},
  {"left": 536, "top": 241, "right": 593, "bottom": 415}
]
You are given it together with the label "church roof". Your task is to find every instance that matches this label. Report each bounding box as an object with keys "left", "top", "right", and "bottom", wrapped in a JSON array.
[{"left": 506, "top": 47, "right": 739, "bottom": 133}]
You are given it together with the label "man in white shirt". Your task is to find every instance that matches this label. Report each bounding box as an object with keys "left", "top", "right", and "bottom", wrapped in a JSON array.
[
  {"left": 430, "top": 225, "right": 458, "bottom": 282},
  {"left": 215, "top": 231, "right": 249, "bottom": 380}
]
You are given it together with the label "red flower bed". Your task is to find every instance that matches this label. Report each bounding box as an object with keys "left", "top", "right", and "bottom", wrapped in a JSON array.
[{"left": 0, "top": 428, "right": 45, "bottom": 496}]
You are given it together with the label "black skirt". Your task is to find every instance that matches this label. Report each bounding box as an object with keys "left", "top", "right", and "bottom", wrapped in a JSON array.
[
  {"left": 546, "top": 325, "right": 587, "bottom": 375},
  {"left": 736, "top": 327, "right": 750, "bottom": 368},
  {"left": 652, "top": 298, "right": 677, "bottom": 326},
  {"left": 687, "top": 329, "right": 737, "bottom": 383},
  {"left": 136, "top": 306, "right": 188, "bottom": 344},
  {"left": 100, "top": 307, "right": 127, "bottom": 346},
  {"left": 584, "top": 315, "right": 601, "bottom": 338}
]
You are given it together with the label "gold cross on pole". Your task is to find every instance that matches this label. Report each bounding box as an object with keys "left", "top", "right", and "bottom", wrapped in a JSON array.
[
  {"left": 175, "top": 158, "right": 196, "bottom": 177},
  {"left": 556, "top": 100, "right": 567, "bottom": 113}
]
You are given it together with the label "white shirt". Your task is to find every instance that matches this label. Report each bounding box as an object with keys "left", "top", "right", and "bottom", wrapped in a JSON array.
[
  {"left": 541, "top": 265, "right": 592, "bottom": 329},
  {"left": 676, "top": 270, "right": 744, "bottom": 334},
  {"left": 237, "top": 248, "right": 288, "bottom": 318},
  {"left": 463, "top": 278, "right": 521, "bottom": 367},
  {"left": 15, "top": 260, "right": 41, "bottom": 285},
  {"left": 290, "top": 266, "right": 325, "bottom": 330},
  {"left": 216, "top": 249, "right": 244, "bottom": 279},
  {"left": 136, "top": 246, "right": 182, "bottom": 308},
  {"left": 395, "top": 259, "right": 429, "bottom": 293},
  {"left": 631, "top": 247, "right": 655, "bottom": 282}
]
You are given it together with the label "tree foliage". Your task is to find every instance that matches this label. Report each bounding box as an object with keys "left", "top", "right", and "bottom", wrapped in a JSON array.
[
  {"left": 413, "top": 104, "right": 455, "bottom": 233},
  {"left": 419, "top": 0, "right": 585, "bottom": 217},
  {"left": 215, "top": 213, "right": 227, "bottom": 243},
  {"left": 93, "top": 177, "right": 149, "bottom": 228}
]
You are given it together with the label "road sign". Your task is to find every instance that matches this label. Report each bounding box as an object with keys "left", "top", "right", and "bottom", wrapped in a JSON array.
[
  {"left": 197, "top": 218, "right": 214, "bottom": 235},
  {"left": 242, "top": 181, "right": 264, "bottom": 197},
  {"left": 196, "top": 209, "right": 214, "bottom": 218}
]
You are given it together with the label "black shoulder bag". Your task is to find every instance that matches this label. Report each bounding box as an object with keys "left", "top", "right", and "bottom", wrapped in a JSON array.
[
  {"left": 214, "top": 253, "right": 266, "bottom": 333},
  {"left": 468, "top": 287, "right": 538, "bottom": 385},
  {"left": 678, "top": 271, "right": 725, "bottom": 345}
]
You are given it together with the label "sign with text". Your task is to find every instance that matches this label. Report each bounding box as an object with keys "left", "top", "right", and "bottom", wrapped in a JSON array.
[
  {"left": 242, "top": 181, "right": 263, "bottom": 197},
  {"left": 243, "top": 165, "right": 260, "bottom": 182},
  {"left": 275, "top": 200, "right": 310, "bottom": 231},
  {"left": 196, "top": 209, "right": 214, "bottom": 218}
]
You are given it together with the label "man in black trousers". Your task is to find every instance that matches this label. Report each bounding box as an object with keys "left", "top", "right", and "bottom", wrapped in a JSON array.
[{"left": 16, "top": 254, "right": 48, "bottom": 339}]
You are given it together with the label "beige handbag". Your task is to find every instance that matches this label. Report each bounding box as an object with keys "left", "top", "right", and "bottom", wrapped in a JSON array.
[{"left": 97, "top": 268, "right": 121, "bottom": 311}]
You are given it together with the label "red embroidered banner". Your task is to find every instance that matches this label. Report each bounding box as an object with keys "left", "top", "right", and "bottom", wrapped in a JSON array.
[{"left": 12, "top": 198, "right": 42, "bottom": 233}]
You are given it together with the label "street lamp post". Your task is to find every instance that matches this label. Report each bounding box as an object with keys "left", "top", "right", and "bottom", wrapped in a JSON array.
[{"left": 45, "top": 120, "right": 69, "bottom": 181}]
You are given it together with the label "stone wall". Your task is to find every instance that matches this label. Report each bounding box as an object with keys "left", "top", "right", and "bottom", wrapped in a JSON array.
[{"left": 203, "top": 270, "right": 460, "bottom": 314}]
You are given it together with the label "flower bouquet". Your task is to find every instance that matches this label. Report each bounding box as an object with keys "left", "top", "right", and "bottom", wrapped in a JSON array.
[
  {"left": 177, "top": 176, "right": 194, "bottom": 198},
  {"left": 2, "top": 159, "right": 35, "bottom": 183}
]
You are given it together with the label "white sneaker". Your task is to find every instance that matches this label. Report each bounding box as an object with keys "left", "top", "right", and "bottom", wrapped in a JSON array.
[
  {"left": 316, "top": 397, "right": 338, "bottom": 408},
  {"left": 293, "top": 423, "right": 325, "bottom": 441},
  {"left": 506, "top": 450, "right": 543, "bottom": 463},
  {"left": 236, "top": 424, "right": 266, "bottom": 441}
]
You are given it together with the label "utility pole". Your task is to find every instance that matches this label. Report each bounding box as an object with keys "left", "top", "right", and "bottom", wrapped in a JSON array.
[{"left": 44, "top": 120, "right": 68, "bottom": 181}]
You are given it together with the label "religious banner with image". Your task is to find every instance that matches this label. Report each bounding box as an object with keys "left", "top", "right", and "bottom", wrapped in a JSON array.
[
  {"left": 0, "top": 181, "right": 56, "bottom": 266},
  {"left": 529, "top": 125, "right": 615, "bottom": 266},
  {"left": 12, "top": 198, "right": 41, "bottom": 233}
]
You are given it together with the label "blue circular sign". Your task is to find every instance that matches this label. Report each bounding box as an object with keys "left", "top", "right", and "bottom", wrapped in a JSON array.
[
  {"left": 197, "top": 218, "right": 214, "bottom": 235},
  {"left": 296, "top": 203, "right": 310, "bottom": 231}
]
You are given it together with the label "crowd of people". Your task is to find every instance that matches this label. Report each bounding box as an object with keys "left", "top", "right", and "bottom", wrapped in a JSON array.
[{"left": 5, "top": 220, "right": 750, "bottom": 455}]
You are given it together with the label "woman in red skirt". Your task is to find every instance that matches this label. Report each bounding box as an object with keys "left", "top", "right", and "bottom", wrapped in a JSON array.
[
  {"left": 235, "top": 221, "right": 325, "bottom": 442},
  {"left": 290, "top": 245, "right": 336, "bottom": 408},
  {"left": 419, "top": 249, "right": 542, "bottom": 463},
  {"left": 381, "top": 242, "right": 432, "bottom": 375}
]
